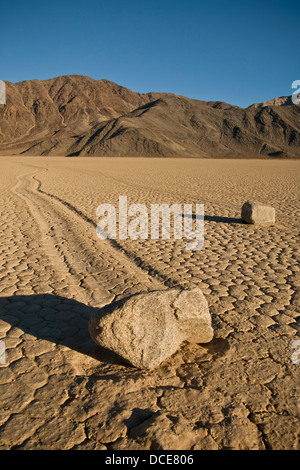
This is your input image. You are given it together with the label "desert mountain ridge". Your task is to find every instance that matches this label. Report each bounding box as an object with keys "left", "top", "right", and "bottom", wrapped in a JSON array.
[{"left": 0, "top": 75, "right": 299, "bottom": 158}]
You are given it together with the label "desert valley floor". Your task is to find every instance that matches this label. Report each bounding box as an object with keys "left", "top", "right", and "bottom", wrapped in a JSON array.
[{"left": 0, "top": 156, "right": 299, "bottom": 450}]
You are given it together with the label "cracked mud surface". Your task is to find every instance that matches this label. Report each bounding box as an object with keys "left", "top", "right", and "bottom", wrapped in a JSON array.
[{"left": 0, "top": 156, "right": 299, "bottom": 450}]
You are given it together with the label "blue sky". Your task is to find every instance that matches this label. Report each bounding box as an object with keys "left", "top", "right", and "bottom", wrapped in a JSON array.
[{"left": 1, "top": 0, "right": 299, "bottom": 107}]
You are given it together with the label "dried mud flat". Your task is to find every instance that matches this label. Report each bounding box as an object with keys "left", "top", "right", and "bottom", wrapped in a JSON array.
[{"left": 0, "top": 156, "right": 299, "bottom": 450}]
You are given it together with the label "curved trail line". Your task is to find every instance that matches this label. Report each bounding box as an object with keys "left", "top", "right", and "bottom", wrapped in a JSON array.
[
  {"left": 30, "top": 165, "right": 182, "bottom": 289},
  {"left": 12, "top": 166, "right": 163, "bottom": 307}
]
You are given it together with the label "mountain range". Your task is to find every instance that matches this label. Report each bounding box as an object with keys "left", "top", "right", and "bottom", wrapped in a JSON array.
[{"left": 0, "top": 75, "right": 299, "bottom": 158}]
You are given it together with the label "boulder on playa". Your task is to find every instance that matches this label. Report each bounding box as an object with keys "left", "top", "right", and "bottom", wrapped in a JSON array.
[
  {"left": 89, "top": 287, "right": 213, "bottom": 369},
  {"left": 241, "top": 201, "right": 275, "bottom": 224}
]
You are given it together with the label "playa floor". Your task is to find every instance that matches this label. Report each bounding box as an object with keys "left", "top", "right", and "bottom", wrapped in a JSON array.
[{"left": 0, "top": 156, "right": 299, "bottom": 450}]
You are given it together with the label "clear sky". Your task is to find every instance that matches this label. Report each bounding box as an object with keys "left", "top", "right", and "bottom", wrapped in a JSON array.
[{"left": 1, "top": 0, "right": 299, "bottom": 107}]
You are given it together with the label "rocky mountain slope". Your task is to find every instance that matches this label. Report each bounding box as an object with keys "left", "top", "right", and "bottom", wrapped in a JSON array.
[{"left": 0, "top": 75, "right": 299, "bottom": 158}]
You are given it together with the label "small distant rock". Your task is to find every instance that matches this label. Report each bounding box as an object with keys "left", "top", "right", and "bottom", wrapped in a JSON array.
[
  {"left": 89, "top": 287, "right": 213, "bottom": 369},
  {"left": 241, "top": 201, "right": 275, "bottom": 224}
]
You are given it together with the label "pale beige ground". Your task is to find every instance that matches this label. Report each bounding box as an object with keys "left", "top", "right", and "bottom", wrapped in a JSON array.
[{"left": 0, "top": 156, "right": 299, "bottom": 450}]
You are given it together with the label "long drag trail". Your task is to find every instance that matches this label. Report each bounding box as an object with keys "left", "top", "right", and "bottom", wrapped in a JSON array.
[{"left": 12, "top": 166, "right": 163, "bottom": 307}]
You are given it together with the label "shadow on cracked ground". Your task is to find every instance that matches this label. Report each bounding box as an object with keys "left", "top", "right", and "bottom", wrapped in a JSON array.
[
  {"left": 0, "top": 293, "right": 129, "bottom": 366},
  {"left": 0, "top": 293, "right": 230, "bottom": 370}
]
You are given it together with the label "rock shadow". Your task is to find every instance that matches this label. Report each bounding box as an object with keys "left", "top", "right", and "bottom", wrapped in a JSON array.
[
  {"left": 0, "top": 294, "right": 230, "bottom": 371},
  {"left": 204, "top": 214, "right": 243, "bottom": 224},
  {"left": 0, "top": 293, "right": 127, "bottom": 366},
  {"left": 182, "top": 213, "right": 243, "bottom": 224}
]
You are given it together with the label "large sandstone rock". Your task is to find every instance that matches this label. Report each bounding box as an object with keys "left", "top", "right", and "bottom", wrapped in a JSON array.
[
  {"left": 89, "top": 287, "right": 213, "bottom": 369},
  {"left": 241, "top": 201, "right": 275, "bottom": 224}
]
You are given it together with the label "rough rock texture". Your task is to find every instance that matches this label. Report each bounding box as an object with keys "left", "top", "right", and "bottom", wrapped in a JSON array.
[
  {"left": 89, "top": 288, "right": 213, "bottom": 369},
  {"left": 241, "top": 201, "right": 276, "bottom": 224}
]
